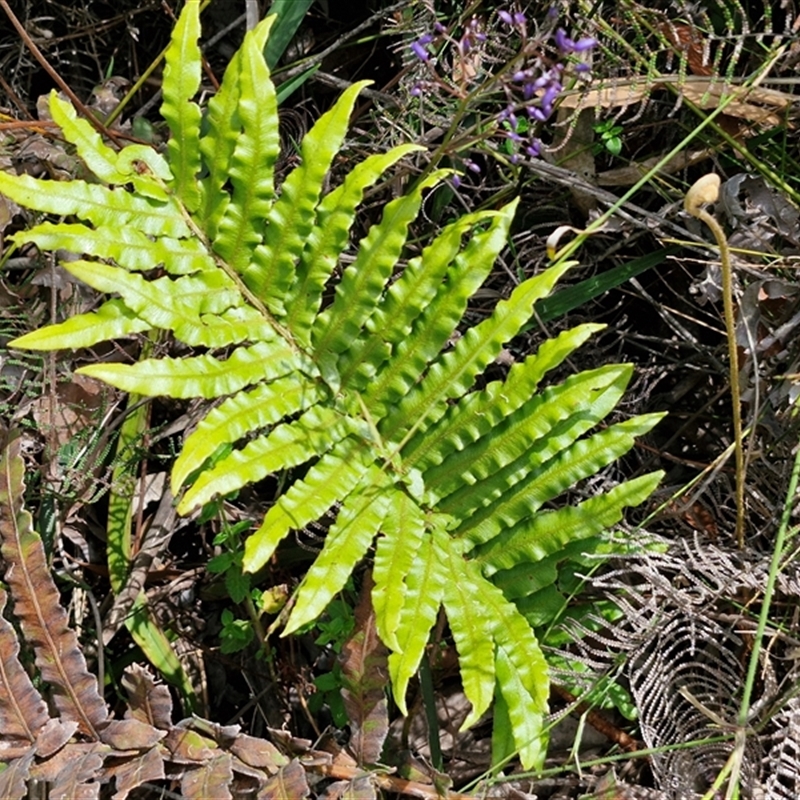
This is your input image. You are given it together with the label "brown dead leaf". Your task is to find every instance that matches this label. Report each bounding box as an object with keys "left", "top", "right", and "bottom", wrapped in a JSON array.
[
  {"left": 339, "top": 573, "right": 389, "bottom": 766},
  {"left": 229, "top": 733, "right": 288, "bottom": 773},
  {"left": 0, "top": 750, "right": 35, "bottom": 800},
  {"left": 100, "top": 718, "right": 167, "bottom": 751},
  {"left": 0, "top": 429, "right": 108, "bottom": 739},
  {"left": 103, "top": 746, "right": 166, "bottom": 800},
  {"left": 30, "top": 372, "right": 112, "bottom": 451},
  {"left": 181, "top": 753, "right": 234, "bottom": 800},
  {"left": 34, "top": 718, "right": 78, "bottom": 759},
  {"left": 660, "top": 22, "right": 713, "bottom": 77},
  {"left": 122, "top": 663, "right": 174, "bottom": 730},
  {"left": 560, "top": 79, "right": 794, "bottom": 128},
  {"left": 30, "top": 741, "right": 108, "bottom": 798},
  {"left": 163, "top": 726, "right": 218, "bottom": 764},
  {"left": 0, "top": 587, "right": 50, "bottom": 745},
  {"left": 258, "top": 758, "right": 311, "bottom": 800}
]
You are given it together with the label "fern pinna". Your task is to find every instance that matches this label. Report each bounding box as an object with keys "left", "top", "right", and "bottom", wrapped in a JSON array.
[{"left": 1, "top": 1, "right": 663, "bottom": 768}]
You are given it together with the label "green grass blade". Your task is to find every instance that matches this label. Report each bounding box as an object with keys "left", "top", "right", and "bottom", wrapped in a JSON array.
[
  {"left": 263, "top": 0, "right": 315, "bottom": 68},
  {"left": 534, "top": 246, "right": 678, "bottom": 324}
]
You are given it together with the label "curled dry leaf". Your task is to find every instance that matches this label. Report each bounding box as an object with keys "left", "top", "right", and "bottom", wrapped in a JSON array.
[
  {"left": 560, "top": 79, "right": 795, "bottom": 128},
  {"left": 0, "top": 428, "right": 108, "bottom": 739}
]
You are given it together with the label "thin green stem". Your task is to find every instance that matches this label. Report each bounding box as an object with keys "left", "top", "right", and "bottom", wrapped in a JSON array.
[{"left": 739, "top": 444, "right": 800, "bottom": 722}]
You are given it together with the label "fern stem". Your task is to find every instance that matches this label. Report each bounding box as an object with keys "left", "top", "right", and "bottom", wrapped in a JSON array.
[{"left": 418, "top": 652, "right": 444, "bottom": 771}]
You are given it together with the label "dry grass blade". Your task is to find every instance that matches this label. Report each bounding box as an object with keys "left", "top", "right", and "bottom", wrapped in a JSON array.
[{"left": 0, "top": 427, "right": 108, "bottom": 739}]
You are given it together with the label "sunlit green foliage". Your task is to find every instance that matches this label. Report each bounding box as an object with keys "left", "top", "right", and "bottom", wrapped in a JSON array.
[{"left": 2, "top": 0, "right": 662, "bottom": 768}]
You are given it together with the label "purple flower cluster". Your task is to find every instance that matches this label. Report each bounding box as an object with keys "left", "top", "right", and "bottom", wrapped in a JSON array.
[
  {"left": 496, "top": 10, "right": 596, "bottom": 163},
  {"left": 497, "top": 10, "right": 526, "bottom": 28},
  {"left": 554, "top": 28, "right": 597, "bottom": 55},
  {"left": 409, "top": 17, "right": 488, "bottom": 66},
  {"left": 407, "top": 7, "right": 597, "bottom": 175}
]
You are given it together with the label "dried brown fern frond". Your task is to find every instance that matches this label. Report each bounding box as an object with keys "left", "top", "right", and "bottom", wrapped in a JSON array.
[{"left": 554, "top": 532, "right": 800, "bottom": 799}]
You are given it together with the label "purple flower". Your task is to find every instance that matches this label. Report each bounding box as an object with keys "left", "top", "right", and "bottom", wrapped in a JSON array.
[
  {"left": 531, "top": 73, "right": 550, "bottom": 90},
  {"left": 554, "top": 28, "right": 596, "bottom": 54},
  {"left": 542, "top": 82, "right": 561, "bottom": 109},
  {"left": 526, "top": 139, "right": 541, "bottom": 158},
  {"left": 411, "top": 33, "right": 434, "bottom": 62},
  {"left": 573, "top": 36, "right": 597, "bottom": 52},
  {"left": 554, "top": 28, "right": 571, "bottom": 51},
  {"left": 410, "top": 84, "right": 423, "bottom": 96},
  {"left": 498, "top": 9, "right": 525, "bottom": 27}
]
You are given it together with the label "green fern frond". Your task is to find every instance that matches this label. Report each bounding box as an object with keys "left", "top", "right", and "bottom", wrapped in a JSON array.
[
  {"left": 242, "top": 80, "right": 372, "bottom": 311},
  {"left": 211, "top": 29, "right": 280, "bottom": 273},
  {"left": 242, "top": 441, "right": 372, "bottom": 570},
  {"left": 352, "top": 207, "right": 512, "bottom": 403},
  {"left": 15, "top": 222, "right": 214, "bottom": 275},
  {"left": 284, "top": 144, "right": 424, "bottom": 341},
  {"left": 387, "top": 522, "right": 450, "bottom": 714},
  {"left": 161, "top": 0, "right": 202, "bottom": 211},
  {"left": 183, "top": 405, "right": 359, "bottom": 510},
  {"left": 474, "top": 472, "right": 663, "bottom": 574},
  {"left": 10, "top": 300, "right": 151, "bottom": 351},
  {"left": 48, "top": 93, "right": 128, "bottom": 184},
  {"left": 78, "top": 340, "right": 307, "bottom": 399},
  {"left": 172, "top": 377, "right": 324, "bottom": 492},
  {"left": 383, "top": 250, "right": 572, "bottom": 442},
  {"left": 428, "top": 365, "right": 634, "bottom": 505},
  {"left": 372, "top": 490, "right": 428, "bottom": 652},
  {"left": 311, "top": 169, "right": 450, "bottom": 362},
  {"left": 3, "top": 1, "right": 665, "bottom": 770},
  {"left": 62, "top": 261, "right": 240, "bottom": 343},
  {"left": 403, "top": 322, "right": 605, "bottom": 468},
  {"left": 441, "top": 548, "right": 497, "bottom": 729},
  {"left": 0, "top": 171, "right": 189, "bottom": 237},
  {"left": 285, "top": 477, "right": 392, "bottom": 634}
]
